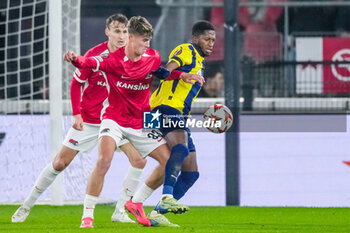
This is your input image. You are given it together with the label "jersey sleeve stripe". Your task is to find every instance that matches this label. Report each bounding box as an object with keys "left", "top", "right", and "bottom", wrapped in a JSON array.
[
  {"left": 75, "top": 68, "right": 81, "bottom": 76},
  {"left": 73, "top": 73, "right": 86, "bottom": 83},
  {"left": 92, "top": 57, "right": 100, "bottom": 72},
  {"left": 170, "top": 56, "right": 183, "bottom": 67}
]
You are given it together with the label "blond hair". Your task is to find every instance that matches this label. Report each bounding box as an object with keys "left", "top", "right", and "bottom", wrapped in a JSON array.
[{"left": 128, "top": 16, "right": 153, "bottom": 37}]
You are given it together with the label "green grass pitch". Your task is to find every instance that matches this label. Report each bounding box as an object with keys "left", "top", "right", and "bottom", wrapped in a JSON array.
[{"left": 1, "top": 205, "right": 350, "bottom": 232}]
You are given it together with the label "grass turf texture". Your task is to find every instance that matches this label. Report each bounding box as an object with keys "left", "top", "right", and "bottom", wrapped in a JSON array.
[{"left": 1, "top": 205, "right": 350, "bottom": 232}]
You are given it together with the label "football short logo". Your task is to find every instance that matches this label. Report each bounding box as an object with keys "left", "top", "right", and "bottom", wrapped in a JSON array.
[
  {"left": 69, "top": 139, "right": 79, "bottom": 146},
  {"left": 100, "top": 128, "right": 110, "bottom": 134}
]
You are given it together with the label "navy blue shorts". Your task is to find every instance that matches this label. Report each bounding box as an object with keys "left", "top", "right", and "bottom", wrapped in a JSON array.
[{"left": 153, "top": 105, "right": 196, "bottom": 152}]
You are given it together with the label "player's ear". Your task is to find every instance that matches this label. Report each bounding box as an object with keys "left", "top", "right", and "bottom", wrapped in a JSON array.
[
  {"left": 105, "top": 27, "right": 109, "bottom": 37},
  {"left": 192, "top": 35, "right": 198, "bottom": 44}
]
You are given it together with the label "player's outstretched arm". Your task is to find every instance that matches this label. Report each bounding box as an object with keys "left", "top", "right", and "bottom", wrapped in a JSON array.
[
  {"left": 151, "top": 66, "right": 204, "bottom": 85},
  {"left": 64, "top": 50, "right": 100, "bottom": 70},
  {"left": 165, "top": 60, "right": 180, "bottom": 72},
  {"left": 165, "top": 60, "right": 205, "bottom": 85}
]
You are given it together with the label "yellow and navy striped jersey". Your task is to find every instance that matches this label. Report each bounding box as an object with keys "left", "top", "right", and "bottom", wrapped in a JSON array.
[{"left": 150, "top": 43, "right": 205, "bottom": 115}]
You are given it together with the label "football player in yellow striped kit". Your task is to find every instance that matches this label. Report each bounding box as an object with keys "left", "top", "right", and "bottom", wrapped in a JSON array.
[{"left": 133, "top": 20, "right": 216, "bottom": 226}]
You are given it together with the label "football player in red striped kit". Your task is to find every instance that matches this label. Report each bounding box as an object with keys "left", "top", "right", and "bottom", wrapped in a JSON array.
[{"left": 12, "top": 14, "right": 148, "bottom": 224}]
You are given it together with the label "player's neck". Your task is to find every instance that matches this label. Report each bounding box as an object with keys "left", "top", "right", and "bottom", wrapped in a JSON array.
[
  {"left": 191, "top": 42, "right": 204, "bottom": 57},
  {"left": 107, "top": 42, "right": 119, "bottom": 53},
  {"left": 125, "top": 44, "right": 142, "bottom": 62}
]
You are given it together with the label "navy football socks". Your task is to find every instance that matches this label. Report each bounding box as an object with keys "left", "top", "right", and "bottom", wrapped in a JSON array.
[{"left": 162, "top": 144, "right": 189, "bottom": 195}]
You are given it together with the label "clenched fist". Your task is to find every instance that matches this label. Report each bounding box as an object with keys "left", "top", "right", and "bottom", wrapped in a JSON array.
[{"left": 63, "top": 50, "right": 78, "bottom": 63}]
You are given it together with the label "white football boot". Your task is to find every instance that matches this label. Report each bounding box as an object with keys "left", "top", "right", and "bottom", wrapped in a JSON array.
[
  {"left": 148, "top": 211, "right": 180, "bottom": 227},
  {"left": 12, "top": 206, "right": 31, "bottom": 222},
  {"left": 111, "top": 208, "right": 135, "bottom": 223}
]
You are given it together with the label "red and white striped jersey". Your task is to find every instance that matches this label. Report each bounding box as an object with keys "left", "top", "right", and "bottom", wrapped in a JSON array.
[{"left": 73, "top": 46, "right": 161, "bottom": 129}]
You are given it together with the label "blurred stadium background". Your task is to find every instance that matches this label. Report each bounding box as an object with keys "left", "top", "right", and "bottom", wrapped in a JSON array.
[{"left": 1, "top": 0, "right": 350, "bottom": 210}]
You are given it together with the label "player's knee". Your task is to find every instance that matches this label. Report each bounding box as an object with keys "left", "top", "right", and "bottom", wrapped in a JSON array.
[
  {"left": 96, "top": 156, "right": 112, "bottom": 173},
  {"left": 158, "top": 157, "right": 167, "bottom": 168},
  {"left": 52, "top": 158, "right": 67, "bottom": 171},
  {"left": 149, "top": 144, "right": 170, "bottom": 168},
  {"left": 130, "top": 157, "right": 146, "bottom": 169},
  {"left": 155, "top": 151, "right": 169, "bottom": 168},
  {"left": 171, "top": 144, "right": 189, "bottom": 162}
]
